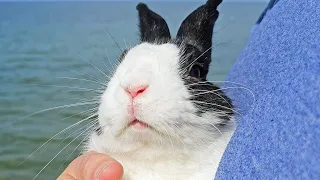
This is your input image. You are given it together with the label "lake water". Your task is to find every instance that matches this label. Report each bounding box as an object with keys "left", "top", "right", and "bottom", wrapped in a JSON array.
[{"left": 0, "top": 2, "right": 266, "bottom": 179}]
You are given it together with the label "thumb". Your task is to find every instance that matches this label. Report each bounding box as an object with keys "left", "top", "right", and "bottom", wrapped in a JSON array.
[{"left": 57, "top": 151, "right": 123, "bottom": 180}]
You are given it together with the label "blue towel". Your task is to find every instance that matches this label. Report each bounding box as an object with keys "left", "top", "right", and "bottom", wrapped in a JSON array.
[{"left": 217, "top": 0, "right": 320, "bottom": 179}]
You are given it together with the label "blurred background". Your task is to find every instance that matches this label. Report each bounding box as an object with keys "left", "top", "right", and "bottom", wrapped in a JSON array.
[{"left": 0, "top": 0, "right": 267, "bottom": 179}]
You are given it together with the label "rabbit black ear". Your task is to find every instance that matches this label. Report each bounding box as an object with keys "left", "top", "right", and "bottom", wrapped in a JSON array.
[
  {"left": 136, "top": 3, "right": 171, "bottom": 44},
  {"left": 176, "top": 0, "right": 222, "bottom": 66}
]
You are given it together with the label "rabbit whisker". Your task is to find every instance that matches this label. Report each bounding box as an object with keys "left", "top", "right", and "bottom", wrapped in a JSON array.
[
  {"left": 18, "top": 113, "right": 98, "bottom": 167},
  {"left": 57, "top": 120, "right": 99, "bottom": 172},
  {"left": 77, "top": 54, "right": 111, "bottom": 79},
  {"left": 64, "top": 68, "right": 105, "bottom": 84},
  {"left": 56, "top": 77, "right": 108, "bottom": 86},
  {"left": 32, "top": 125, "right": 94, "bottom": 180}
]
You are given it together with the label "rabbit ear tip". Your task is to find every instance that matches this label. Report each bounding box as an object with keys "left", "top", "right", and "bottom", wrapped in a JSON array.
[
  {"left": 136, "top": 3, "right": 148, "bottom": 11},
  {"left": 136, "top": 2, "right": 171, "bottom": 43},
  {"left": 206, "top": 0, "right": 223, "bottom": 8}
]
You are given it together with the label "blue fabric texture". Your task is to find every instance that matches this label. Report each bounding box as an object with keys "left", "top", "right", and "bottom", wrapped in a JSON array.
[{"left": 217, "top": 0, "right": 320, "bottom": 179}]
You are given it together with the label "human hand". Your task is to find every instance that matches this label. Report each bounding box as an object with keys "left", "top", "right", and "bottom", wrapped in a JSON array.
[{"left": 57, "top": 151, "right": 123, "bottom": 180}]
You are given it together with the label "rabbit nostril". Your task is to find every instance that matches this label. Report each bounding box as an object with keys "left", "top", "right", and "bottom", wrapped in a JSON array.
[
  {"left": 137, "top": 89, "right": 145, "bottom": 95},
  {"left": 125, "top": 85, "right": 148, "bottom": 98}
]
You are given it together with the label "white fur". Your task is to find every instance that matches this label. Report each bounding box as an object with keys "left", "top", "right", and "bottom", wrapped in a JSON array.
[{"left": 86, "top": 42, "right": 235, "bottom": 180}]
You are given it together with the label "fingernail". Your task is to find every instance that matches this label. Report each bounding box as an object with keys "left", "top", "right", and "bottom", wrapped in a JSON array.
[{"left": 94, "top": 161, "right": 113, "bottom": 180}]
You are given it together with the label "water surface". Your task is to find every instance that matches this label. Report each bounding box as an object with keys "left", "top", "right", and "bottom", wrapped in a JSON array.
[{"left": 0, "top": 2, "right": 266, "bottom": 179}]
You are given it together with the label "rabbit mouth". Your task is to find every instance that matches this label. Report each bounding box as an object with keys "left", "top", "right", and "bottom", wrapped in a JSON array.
[{"left": 128, "top": 119, "right": 150, "bottom": 130}]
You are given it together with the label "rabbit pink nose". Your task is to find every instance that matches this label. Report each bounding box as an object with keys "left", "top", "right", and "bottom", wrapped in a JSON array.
[{"left": 125, "top": 85, "right": 148, "bottom": 98}]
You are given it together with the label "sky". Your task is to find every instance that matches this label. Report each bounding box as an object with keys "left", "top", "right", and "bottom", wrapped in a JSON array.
[{"left": 0, "top": 0, "right": 270, "bottom": 2}]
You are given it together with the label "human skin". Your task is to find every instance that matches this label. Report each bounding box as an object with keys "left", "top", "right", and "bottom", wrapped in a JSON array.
[{"left": 57, "top": 151, "right": 123, "bottom": 180}]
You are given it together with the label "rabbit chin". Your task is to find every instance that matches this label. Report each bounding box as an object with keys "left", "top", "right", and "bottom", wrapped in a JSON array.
[{"left": 85, "top": 116, "right": 235, "bottom": 180}]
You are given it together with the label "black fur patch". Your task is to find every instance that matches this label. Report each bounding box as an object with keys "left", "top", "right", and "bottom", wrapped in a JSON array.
[
  {"left": 177, "top": 43, "right": 209, "bottom": 79},
  {"left": 175, "top": 0, "right": 221, "bottom": 75},
  {"left": 119, "top": 49, "right": 128, "bottom": 62},
  {"left": 173, "top": 0, "right": 233, "bottom": 122},
  {"left": 136, "top": 3, "right": 171, "bottom": 44},
  {"left": 184, "top": 78, "right": 234, "bottom": 121}
]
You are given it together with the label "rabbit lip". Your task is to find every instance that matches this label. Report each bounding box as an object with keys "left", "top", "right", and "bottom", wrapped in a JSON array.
[{"left": 128, "top": 119, "right": 150, "bottom": 130}]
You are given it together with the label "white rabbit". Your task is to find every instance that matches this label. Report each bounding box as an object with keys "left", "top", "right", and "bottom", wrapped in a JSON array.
[{"left": 86, "top": 0, "right": 235, "bottom": 179}]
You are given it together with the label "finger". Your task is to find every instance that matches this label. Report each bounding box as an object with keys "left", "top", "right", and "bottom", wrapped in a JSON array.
[
  {"left": 57, "top": 151, "right": 123, "bottom": 180},
  {"left": 57, "top": 174, "right": 76, "bottom": 180}
]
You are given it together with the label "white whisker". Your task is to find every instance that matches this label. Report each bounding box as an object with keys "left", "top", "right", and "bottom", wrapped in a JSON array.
[
  {"left": 191, "top": 89, "right": 233, "bottom": 109},
  {"left": 180, "top": 42, "right": 222, "bottom": 74},
  {"left": 2, "top": 101, "right": 97, "bottom": 130},
  {"left": 26, "top": 84, "right": 99, "bottom": 91},
  {"left": 77, "top": 54, "right": 111, "bottom": 79},
  {"left": 39, "top": 109, "right": 98, "bottom": 154},
  {"left": 214, "top": 18, "right": 234, "bottom": 33},
  {"left": 100, "top": 56, "right": 113, "bottom": 76},
  {"left": 190, "top": 100, "right": 237, "bottom": 113},
  {"left": 32, "top": 126, "right": 93, "bottom": 180},
  {"left": 64, "top": 68, "right": 105, "bottom": 83},
  {"left": 57, "top": 121, "right": 98, "bottom": 172},
  {"left": 18, "top": 113, "right": 97, "bottom": 167},
  {"left": 56, "top": 77, "right": 108, "bottom": 86},
  {"left": 105, "top": 50, "right": 118, "bottom": 72}
]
